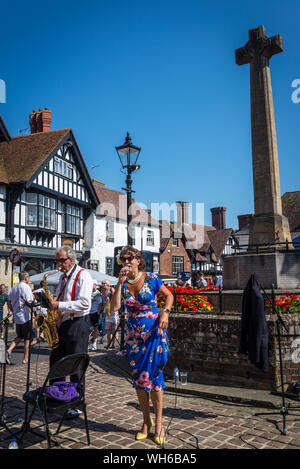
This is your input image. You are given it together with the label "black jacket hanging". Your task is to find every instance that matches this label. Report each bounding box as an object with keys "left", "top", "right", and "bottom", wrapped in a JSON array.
[{"left": 239, "top": 273, "right": 269, "bottom": 373}]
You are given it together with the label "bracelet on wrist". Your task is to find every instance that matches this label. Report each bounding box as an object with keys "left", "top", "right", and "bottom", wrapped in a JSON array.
[{"left": 163, "top": 308, "right": 170, "bottom": 313}]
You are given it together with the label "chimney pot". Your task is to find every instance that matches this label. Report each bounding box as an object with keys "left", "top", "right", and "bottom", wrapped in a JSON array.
[
  {"left": 211, "top": 207, "right": 226, "bottom": 230},
  {"left": 237, "top": 214, "right": 254, "bottom": 230},
  {"left": 29, "top": 108, "right": 52, "bottom": 133},
  {"left": 176, "top": 201, "right": 190, "bottom": 226}
]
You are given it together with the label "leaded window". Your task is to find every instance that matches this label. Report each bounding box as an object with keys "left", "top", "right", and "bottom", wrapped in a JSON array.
[
  {"left": 54, "top": 156, "right": 73, "bottom": 179},
  {"left": 65, "top": 204, "right": 81, "bottom": 235},
  {"left": 26, "top": 193, "right": 56, "bottom": 230}
]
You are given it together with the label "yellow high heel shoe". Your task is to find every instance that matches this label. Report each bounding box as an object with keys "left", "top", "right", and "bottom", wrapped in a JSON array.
[
  {"left": 135, "top": 418, "right": 154, "bottom": 441},
  {"left": 154, "top": 435, "right": 166, "bottom": 446}
]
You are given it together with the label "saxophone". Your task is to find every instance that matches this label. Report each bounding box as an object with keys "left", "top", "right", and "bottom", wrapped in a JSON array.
[{"left": 35, "top": 270, "right": 60, "bottom": 349}]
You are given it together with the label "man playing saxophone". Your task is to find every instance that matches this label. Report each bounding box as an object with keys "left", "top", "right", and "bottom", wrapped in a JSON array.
[{"left": 50, "top": 245, "right": 93, "bottom": 418}]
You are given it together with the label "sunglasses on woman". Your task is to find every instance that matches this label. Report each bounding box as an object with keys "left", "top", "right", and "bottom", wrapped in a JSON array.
[{"left": 120, "top": 255, "right": 134, "bottom": 263}]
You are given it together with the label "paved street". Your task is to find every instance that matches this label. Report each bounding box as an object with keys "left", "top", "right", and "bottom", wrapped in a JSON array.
[{"left": 1, "top": 343, "right": 300, "bottom": 451}]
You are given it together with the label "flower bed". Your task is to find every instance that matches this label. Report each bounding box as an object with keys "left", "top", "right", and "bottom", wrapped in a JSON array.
[
  {"left": 157, "top": 285, "right": 213, "bottom": 313},
  {"left": 266, "top": 292, "right": 300, "bottom": 314}
]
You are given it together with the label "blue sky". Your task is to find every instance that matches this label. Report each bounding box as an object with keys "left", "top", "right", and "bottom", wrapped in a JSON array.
[{"left": 1, "top": 0, "right": 299, "bottom": 229}]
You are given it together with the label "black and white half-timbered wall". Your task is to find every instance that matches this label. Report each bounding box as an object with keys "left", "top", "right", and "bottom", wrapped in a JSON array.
[{"left": 0, "top": 109, "right": 99, "bottom": 285}]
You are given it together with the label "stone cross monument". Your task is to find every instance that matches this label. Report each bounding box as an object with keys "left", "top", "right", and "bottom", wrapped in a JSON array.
[{"left": 235, "top": 25, "right": 292, "bottom": 249}]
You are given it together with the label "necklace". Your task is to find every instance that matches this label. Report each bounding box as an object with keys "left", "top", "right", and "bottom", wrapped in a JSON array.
[{"left": 127, "top": 271, "right": 143, "bottom": 285}]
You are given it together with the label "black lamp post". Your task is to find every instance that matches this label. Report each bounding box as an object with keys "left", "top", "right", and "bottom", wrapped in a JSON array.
[{"left": 116, "top": 132, "right": 141, "bottom": 246}]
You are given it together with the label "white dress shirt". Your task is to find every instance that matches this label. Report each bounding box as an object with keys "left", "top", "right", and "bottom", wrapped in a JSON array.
[
  {"left": 8, "top": 282, "right": 33, "bottom": 325},
  {"left": 55, "top": 264, "right": 93, "bottom": 323}
]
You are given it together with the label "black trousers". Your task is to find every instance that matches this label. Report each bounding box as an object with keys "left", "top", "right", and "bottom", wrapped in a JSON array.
[{"left": 49, "top": 316, "right": 90, "bottom": 392}]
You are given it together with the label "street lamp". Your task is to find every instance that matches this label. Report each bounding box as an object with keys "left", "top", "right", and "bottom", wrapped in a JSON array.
[{"left": 116, "top": 132, "right": 141, "bottom": 246}]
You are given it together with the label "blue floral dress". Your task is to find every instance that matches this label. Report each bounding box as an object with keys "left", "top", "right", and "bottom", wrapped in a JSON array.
[{"left": 122, "top": 272, "right": 170, "bottom": 392}]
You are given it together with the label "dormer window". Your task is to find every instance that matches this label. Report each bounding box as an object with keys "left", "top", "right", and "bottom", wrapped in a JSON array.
[{"left": 54, "top": 157, "right": 73, "bottom": 179}]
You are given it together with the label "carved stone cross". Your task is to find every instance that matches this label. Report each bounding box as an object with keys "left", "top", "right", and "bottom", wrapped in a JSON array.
[{"left": 235, "top": 26, "right": 291, "bottom": 248}]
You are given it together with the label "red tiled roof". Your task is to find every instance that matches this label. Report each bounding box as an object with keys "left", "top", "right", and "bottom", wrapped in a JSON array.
[
  {"left": 159, "top": 220, "right": 215, "bottom": 252},
  {"left": 207, "top": 228, "right": 233, "bottom": 261},
  {"left": 0, "top": 128, "right": 71, "bottom": 184}
]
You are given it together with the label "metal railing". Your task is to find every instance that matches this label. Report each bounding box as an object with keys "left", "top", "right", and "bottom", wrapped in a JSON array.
[{"left": 230, "top": 240, "right": 300, "bottom": 255}]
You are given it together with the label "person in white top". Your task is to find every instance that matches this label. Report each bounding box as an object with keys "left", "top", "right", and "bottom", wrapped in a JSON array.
[
  {"left": 6, "top": 271, "right": 34, "bottom": 364},
  {"left": 49, "top": 246, "right": 93, "bottom": 413}
]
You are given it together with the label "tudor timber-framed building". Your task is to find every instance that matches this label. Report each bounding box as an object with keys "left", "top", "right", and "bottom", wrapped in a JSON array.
[{"left": 0, "top": 109, "right": 99, "bottom": 286}]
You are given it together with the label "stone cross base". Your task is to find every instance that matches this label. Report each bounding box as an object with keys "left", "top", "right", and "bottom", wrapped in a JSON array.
[
  {"left": 223, "top": 251, "right": 300, "bottom": 289},
  {"left": 248, "top": 213, "right": 292, "bottom": 249}
]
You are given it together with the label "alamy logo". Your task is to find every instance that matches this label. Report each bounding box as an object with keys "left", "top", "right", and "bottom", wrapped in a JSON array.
[
  {"left": 0, "top": 79, "right": 6, "bottom": 103},
  {"left": 291, "top": 79, "right": 300, "bottom": 104}
]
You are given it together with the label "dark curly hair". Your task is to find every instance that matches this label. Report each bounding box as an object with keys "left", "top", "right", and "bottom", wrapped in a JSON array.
[{"left": 119, "top": 246, "right": 146, "bottom": 272}]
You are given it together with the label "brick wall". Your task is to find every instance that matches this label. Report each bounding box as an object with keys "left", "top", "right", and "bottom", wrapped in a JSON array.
[
  {"left": 165, "top": 313, "right": 300, "bottom": 391},
  {"left": 160, "top": 237, "right": 190, "bottom": 277}
]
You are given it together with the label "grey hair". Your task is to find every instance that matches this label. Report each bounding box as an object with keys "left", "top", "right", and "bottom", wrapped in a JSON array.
[
  {"left": 19, "top": 271, "right": 29, "bottom": 282},
  {"left": 56, "top": 246, "right": 78, "bottom": 264}
]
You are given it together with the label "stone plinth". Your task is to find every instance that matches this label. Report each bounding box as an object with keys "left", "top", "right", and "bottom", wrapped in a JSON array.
[
  {"left": 223, "top": 251, "right": 300, "bottom": 290},
  {"left": 166, "top": 313, "right": 300, "bottom": 391}
]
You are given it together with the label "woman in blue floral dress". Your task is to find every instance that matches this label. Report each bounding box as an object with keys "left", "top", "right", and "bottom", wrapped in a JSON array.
[{"left": 111, "top": 246, "right": 173, "bottom": 445}]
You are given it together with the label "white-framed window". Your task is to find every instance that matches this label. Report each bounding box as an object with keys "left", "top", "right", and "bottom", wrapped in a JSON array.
[
  {"left": 146, "top": 230, "right": 154, "bottom": 246},
  {"left": 26, "top": 193, "right": 56, "bottom": 230},
  {"left": 172, "top": 256, "right": 184, "bottom": 274},
  {"left": 54, "top": 157, "right": 73, "bottom": 179},
  {"left": 172, "top": 236, "right": 178, "bottom": 247},
  {"left": 65, "top": 204, "right": 81, "bottom": 235}
]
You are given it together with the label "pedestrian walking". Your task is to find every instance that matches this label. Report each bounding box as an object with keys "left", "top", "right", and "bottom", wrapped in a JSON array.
[{"left": 6, "top": 272, "right": 34, "bottom": 364}]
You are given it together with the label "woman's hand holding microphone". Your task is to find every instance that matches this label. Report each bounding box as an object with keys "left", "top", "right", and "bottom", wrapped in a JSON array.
[{"left": 118, "top": 265, "right": 129, "bottom": 283}]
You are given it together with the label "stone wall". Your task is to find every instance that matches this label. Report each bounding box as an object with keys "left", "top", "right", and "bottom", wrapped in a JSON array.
[{"left": 165, "top": 312, "right": 300, "bottom": 391}]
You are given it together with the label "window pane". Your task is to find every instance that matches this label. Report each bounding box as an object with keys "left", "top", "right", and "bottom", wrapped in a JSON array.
[
  {"left": 75, "top": 218, "right": 80, "bottom": 235},
  {"left": 50, "top": 198, "right": 55, "bottom": 209},
  {"left": 38, "top": 207, "right": 44, "bottom": 227},
  {"left": 66, "top": 215, "right": 71, "bottom": 232},
  {"left": 26, "top": 205, "right": 37, "bottom": 226},
  {"left": 44, "top": 208, "right": 50, "bottom": 228},
  {"left": 50, "top": 210, "right": 56, "bottom": 230},
  {"left": 27, "top": 193, "right": 37, "bottom": 204},
  {"left": 44, "top": 197, "right": 49, "bottom": 208},
  {"left": 66, "top": 204, "right": 71, "bottom": 214},
  {"left": 39, "top": 194, "right": 44, "bottom": 206}
]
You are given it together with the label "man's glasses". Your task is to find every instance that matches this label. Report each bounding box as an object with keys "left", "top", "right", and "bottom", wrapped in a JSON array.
[
  {"left": 55, "top": 257, "right": 69, "bottom": 264},
  {"left": 120, "top": 256, "right": 134, "bottom": 263}
]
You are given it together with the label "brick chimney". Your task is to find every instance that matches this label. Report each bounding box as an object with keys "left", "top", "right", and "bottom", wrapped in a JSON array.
[
  {"left": 29, "top": 108, "right": 52, "bottom": 133},
  {"left": 237, "top": 214, "right": 254, "bottom": 230},
  {"left": 211, "top": 207, "right": 226, "bottom": 230},
  {"left": 176, "top": 201, "right": 190, "bottom": 226}
]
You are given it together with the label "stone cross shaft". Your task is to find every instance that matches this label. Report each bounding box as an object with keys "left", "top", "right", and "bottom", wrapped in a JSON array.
[{"left": 235, "top": 25, "right": 291, "bottom": 247}]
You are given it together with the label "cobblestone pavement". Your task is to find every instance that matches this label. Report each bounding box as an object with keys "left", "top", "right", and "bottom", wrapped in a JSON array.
[{"left": 1, "top": 349, "right": 300, "bottom": 450}]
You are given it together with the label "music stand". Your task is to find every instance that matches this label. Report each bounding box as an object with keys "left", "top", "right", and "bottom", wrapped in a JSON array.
[
  {"left": 0, "top": 311, "right": 15, "bottom": 437},
  {"left": 254, "top": 282, "right": 300, "bottom": 435},
  {"left": 10, "top": 300, "right": 45, "bottom": 445}
]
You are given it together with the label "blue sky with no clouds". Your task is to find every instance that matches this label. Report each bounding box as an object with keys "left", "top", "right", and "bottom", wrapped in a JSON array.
[{"left": 1, "top": 0, "right": 299, "bottom": 229}]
